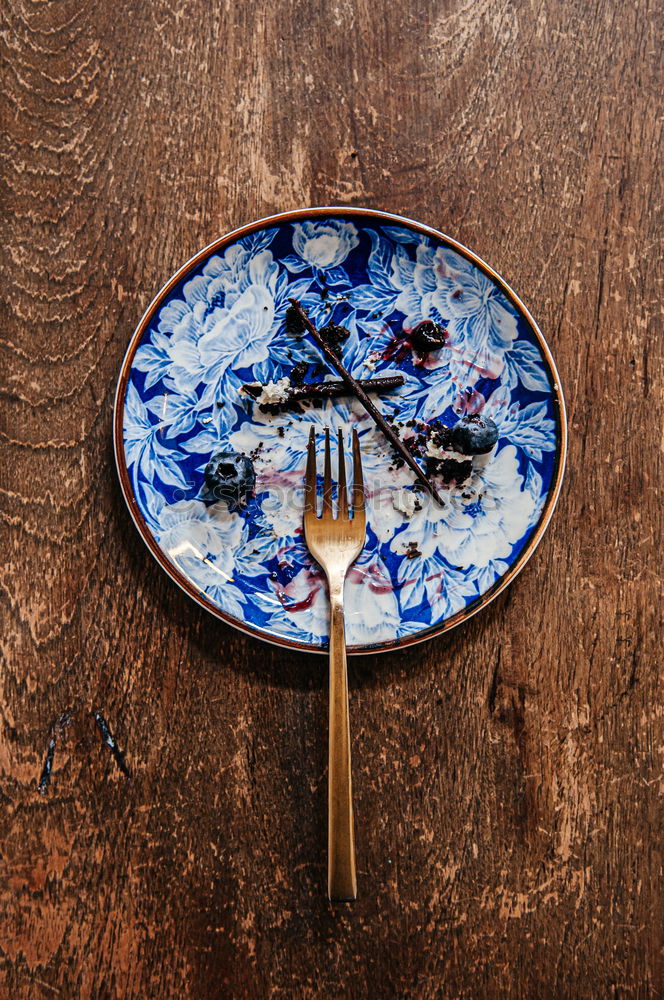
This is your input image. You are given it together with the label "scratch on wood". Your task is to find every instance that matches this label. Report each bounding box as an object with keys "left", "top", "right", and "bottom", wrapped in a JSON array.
[
  {"left": 31, "top": 978, "right": 61, "bottom": 996},
  {"left": 37, "top": 709, "right": 131, "bottom": 792},
  {"left": 93, "top": 712, "right": 131, "bottom": 778},
  {"left": 37, "top": 711, "right": 72, "bottom": 794}
]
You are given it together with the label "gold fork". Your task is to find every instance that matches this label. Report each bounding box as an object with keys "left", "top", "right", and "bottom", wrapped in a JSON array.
[{"left": 304, "top": 426, "right": 366, "bottom": 901}]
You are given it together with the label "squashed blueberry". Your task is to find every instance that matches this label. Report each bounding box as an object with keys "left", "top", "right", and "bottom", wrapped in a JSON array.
[
  {"left": 450, "top": 414, "right": 499, "bottom": 455},
  {"left": 203, "top": 451, "right": 256, "bottom": 511},
  {"left": 410, "top": 320, "right": 448, "bottom": 352}
]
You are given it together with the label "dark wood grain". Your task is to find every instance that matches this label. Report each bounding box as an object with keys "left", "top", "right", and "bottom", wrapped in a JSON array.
[{"left": 1, "top": 0, "right": 662, "bottom": 997}]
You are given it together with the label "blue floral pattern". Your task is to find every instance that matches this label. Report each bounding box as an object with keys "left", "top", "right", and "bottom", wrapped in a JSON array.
[{"left": 119, "top": 214, "right": 562, "bottom": 651}]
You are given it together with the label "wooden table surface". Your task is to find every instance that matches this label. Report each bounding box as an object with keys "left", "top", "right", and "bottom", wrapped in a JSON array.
[{"left": 2, "top": 1, "right": 662, "bottom": 997}]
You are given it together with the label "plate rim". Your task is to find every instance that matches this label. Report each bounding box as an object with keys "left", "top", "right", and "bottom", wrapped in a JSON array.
[{"left": 113, "top": 205, "right": 567, "bottom": 655}]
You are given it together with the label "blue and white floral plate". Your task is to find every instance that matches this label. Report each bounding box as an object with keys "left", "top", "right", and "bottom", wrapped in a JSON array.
[{"left": 114, "top": 208, "right": 566, "bottom": 653}]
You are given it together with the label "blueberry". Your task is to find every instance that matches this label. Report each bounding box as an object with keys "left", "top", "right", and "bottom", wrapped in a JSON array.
[
  {"left": 450, "top": 414, "right": 499, "bottom": 455},
  {"left": 410, "top": 320, "right": 448, "bottom": 352},
  {"left": 203, "top": 451, "right": 256, "bottom": 510}
]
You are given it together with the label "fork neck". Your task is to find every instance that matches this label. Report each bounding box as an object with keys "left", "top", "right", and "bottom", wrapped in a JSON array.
[{"left": 326, "top": 570, "right": 346, "bottom": 606}]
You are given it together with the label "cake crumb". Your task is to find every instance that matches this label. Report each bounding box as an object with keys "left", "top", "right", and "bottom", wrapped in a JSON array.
[
  {"left": 255, "top": 377, "right": 291, "bottom": 406},
  {"left": 392, "top": 489, "right": 419, "bottom": 519}
]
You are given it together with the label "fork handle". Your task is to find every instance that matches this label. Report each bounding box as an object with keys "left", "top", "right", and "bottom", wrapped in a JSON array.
[{"left": 327, "top": 577, "right": 357, "bottom": 901}]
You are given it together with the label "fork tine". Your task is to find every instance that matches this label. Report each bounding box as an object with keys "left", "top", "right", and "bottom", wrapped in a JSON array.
[
  {"left": 322, "top": 427, "right": 333, "bottom": 517},
  {"left": 305, "top": 426, "right": 317, "bottom": 516},
  {"left": 351, "top": 428, "right": 365, "bottom": 519},
  {"left": 337, "top": 429, "right": 348, "bottom": 520}
]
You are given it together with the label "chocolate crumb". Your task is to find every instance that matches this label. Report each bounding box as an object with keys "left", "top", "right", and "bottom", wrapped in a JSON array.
[
  {"left": 285, "top": 304, "right": 307, "bottom": 334},
  {"left": 290, "top": 360, "right": 309, "bottom": 384},
  {"left": 319, "top": 322, "right": 350, "bottom": 358}
]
